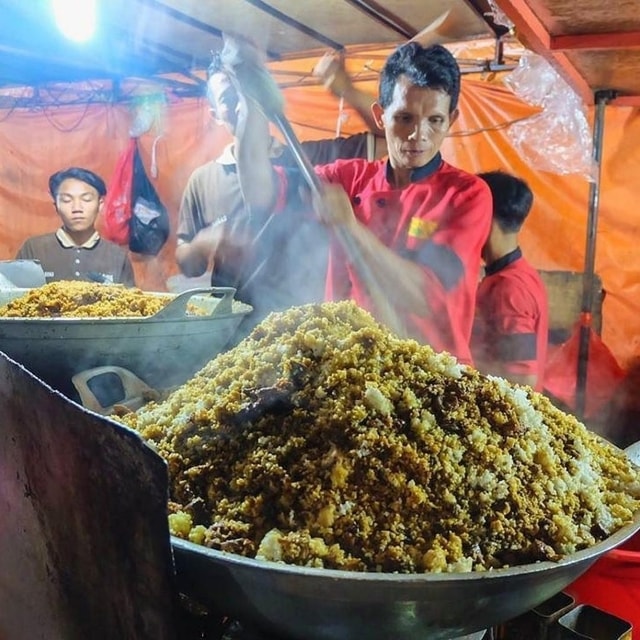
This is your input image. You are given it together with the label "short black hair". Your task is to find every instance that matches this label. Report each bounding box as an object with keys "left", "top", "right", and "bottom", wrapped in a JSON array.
[
  {"left": 49, "top": 167, "right": 106, "bottom": 199},
  {"left": 478, "top": 170, "right": 533, "bottom": 233},
  {"left": 379, "top": 42, "right": 461, "bottom": 113}
]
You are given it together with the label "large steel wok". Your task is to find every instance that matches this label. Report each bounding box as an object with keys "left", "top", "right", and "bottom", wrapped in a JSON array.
[
  {"left": 0, "top": 286, "right": 251, "bottom": 396},
  {"left": 171, "top": 511, "right": 640, "bottom": 640}
]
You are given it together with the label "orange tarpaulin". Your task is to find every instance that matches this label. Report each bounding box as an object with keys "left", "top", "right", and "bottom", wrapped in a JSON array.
[{"left": 0, "top": 76, "right": 638, "bottom": 369}]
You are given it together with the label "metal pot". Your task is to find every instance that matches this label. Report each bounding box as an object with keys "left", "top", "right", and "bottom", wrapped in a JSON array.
[
  {"left": 0, "top": 350, "right": 175, "bottom": 639},
  {"left": 0, "top": 286, "right": 251, "bottom": 395},
  {"left": 171, "top": 512, "right": 640, "bottom": 640}
]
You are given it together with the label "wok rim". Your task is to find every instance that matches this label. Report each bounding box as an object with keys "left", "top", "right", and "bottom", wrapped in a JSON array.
[{"left": 171, "top": 508, "right": 640, "bottom": 584}]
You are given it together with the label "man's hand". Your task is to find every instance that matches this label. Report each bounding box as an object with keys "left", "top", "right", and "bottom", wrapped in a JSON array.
[
  {"left": 313, "top": 51, "right": 383, "bottom": 138},
  {"left": 313, "top": 52, "right": 352, "bottom": 98},
  {"left": 220, "top": 32, "right": 265, "bottom": 69},
  {"left": 193, "top": 221, "right": 225, "bottom": 254},
  {"left": 311, "top": 183, "right": 357, "bottom": 230},
  {"left": 175, "top": 221, "right": 226, "bottom": 277}
]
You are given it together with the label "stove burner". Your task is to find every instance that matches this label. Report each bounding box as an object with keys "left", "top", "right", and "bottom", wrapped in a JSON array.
[
  {"left": 218, "top": 622, "right": 488, "bottom": 640},
  {"left": 175, "top": 591, "right": 633, "bottom": 640}
]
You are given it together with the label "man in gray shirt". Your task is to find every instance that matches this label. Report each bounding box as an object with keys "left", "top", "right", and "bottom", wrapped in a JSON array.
[{"left": 16, "top": 167, "right": 135, "bottom": 286}]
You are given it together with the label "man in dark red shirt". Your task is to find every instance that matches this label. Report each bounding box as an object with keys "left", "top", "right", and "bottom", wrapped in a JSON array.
[
  {"left": 472, "top": 171, "right": 549, "bottom": 389},
  {"left": 234, "top": 42, "right": 492, "bottom": 364}
]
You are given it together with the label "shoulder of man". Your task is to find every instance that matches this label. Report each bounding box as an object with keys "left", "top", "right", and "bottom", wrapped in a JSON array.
[
  {"left": 188, "top": 159, "right": 222, "bottom": 181},
  {"left": 19, "top": 232, "right": 59, "bottom": 250},
  {"left": 440, "top": 162, "right": 489, "bottom": 190}
]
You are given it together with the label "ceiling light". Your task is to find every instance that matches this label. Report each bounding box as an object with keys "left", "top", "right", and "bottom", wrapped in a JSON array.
[{"left": 52, "top": 0, "right": 97, "bottom": 43}]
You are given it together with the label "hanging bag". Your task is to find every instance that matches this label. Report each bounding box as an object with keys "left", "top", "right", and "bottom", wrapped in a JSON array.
[
  {"left": 101, "top": 138, "right": 137, "bottom": 245},
  {"left": 128, "top": 141, "right": 170, "bottom": 256}
]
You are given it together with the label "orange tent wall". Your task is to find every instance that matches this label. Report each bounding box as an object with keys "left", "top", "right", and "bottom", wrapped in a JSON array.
[{"left": 0, "top": 77, "right": 638, "bottom": 369}]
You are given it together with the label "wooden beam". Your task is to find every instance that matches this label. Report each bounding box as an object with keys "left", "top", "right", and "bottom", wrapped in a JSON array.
[
  {"left": 610, "top": 95, "right": 640, "bottom": 107},
  {"left": 551, "top": 31, "right": 640, "bottom": 51},
  {"left": 489, "top": 0, "right": 550, "bottom": 50},
  {"left": 495, "top": 0, "right": 594, "bottom": 105},
  {"left": 342, "top": 0, "right": 416, "bottom": 39}
]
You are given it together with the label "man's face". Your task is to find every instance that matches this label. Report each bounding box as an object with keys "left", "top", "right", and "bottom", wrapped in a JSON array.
[
  {"left": 54, "top": 178, "right": 102, "bottom": 234},
  {"left": 374, "top": 76, "right": 458, "bottom": 173},
  {"left": 207, "top": 71, "right": 239, "bottom": 136}
]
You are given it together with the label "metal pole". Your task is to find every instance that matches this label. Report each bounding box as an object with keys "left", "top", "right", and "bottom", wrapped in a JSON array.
[{"left": 575, "top": 89, "right": 615, "bottom": 418}]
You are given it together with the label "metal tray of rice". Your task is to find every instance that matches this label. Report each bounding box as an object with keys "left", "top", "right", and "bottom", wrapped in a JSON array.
[
  {"left": 118, "top": 300, "right": 640, "bottom": 639},
  {"left": 0, "top": 281, "right": 252, "bottom": 392}
]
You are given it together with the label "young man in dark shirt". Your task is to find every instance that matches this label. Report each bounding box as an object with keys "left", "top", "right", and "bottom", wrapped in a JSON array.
[{"left": 16, "top": 167, "right": 135, "bottom": 286}]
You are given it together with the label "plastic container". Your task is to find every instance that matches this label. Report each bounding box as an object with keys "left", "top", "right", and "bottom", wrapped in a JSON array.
[{"left": 566, "top": 531, "right": 640, "bottom": 636}]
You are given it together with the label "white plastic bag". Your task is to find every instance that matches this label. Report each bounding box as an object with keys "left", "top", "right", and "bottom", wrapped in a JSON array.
[{"left": 504, "top": 51, "right": 597, "bottom": 181}]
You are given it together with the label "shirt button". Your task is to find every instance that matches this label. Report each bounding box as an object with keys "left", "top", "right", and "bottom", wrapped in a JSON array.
[
  {"left": 75, "top": 271, "right": 80, "bottom": 276},
  {"left": 376, "top": 198, "right": 386, "bottom": 207},
  {"left": 75, "top": 258, "right": 80, "bottom": 264}
]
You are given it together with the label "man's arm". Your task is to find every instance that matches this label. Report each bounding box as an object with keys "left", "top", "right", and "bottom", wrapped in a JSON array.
[
  {"left": 485, "top": 285, "right": 543, "bottom": 388},
  {"left": 313, "top": 52, "right": 383, "bottom": 137},
  {"left": 223, "top": 37, "right": 279, "bottom": 218},
  {"left": 312, "top": 184, "right": 431, "bottom": 322},
  {"left": 234, "top": 89, "right": 279, "bottom": 217},
  {"left": 312, "top": 176, "right": 492, "bottom": 331},
  {"left": 175, "top": 224, "right": 225, "bottom": 278}
]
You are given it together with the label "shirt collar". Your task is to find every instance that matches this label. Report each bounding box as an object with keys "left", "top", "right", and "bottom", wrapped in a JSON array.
[
  {"left": 56, "top": 227, "right": 100, "bottom": 249},
  {"left": 217, "top": 137, "right": 285, "bottom": 166},
  {"left": 485, "top": 247, "right": 522, "bottom": 276},
  {"left": 385, "top": 152, "right": 443, "bottom": 185}
]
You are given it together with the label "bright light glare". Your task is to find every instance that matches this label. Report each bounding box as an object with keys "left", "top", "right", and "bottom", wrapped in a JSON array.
[{"left": 52, "top": 0, "right": 97, "bottom": 43}]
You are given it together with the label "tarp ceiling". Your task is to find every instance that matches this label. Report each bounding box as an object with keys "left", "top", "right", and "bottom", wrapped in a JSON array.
[
  {"left": 2, "top": 0, "right": 640, "bottom": 107},
  {"left": 0, "top": 0, "right": 500, "bottom": 97}
]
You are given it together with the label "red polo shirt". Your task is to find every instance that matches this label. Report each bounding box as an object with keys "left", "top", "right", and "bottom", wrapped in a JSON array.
[
  {"left": 277, "top": 154, "right": 492, "bottom": 364},
  {"left": 472, "top": 249, "right": 549, "bottom": 389}
]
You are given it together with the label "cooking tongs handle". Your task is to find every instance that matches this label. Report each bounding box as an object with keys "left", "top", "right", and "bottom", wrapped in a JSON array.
[{"left": 151, "top": 287, "right": 237, "bottom": 320}]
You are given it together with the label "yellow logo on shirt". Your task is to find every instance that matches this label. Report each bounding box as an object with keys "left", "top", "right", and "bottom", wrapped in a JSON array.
[{"left": 408, "top": 218, "right": 437, "bottom": 239}]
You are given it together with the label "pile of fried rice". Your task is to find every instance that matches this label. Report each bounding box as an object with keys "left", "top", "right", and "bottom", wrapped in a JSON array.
[
  {"left": 119, "top": 301, "right": 640, "bottom": 573},
  {"left": 0, "top": 281, "right": 202, "bottom": 318}
]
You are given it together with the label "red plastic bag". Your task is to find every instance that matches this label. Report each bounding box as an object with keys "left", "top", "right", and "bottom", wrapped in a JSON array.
[
  {"left": 543, "top": 323, "right": 626, "bottom": 418},
  {"left": 100, "top": 138, "right": 137, "bottom": 245}
]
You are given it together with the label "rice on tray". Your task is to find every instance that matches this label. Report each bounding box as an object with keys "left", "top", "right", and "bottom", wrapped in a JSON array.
[
  {"left": 119, "top": 301, "right": 640, "bottom": 573},
  {"left": 0, "top": 280, "right": 203, "bottom": 318}
]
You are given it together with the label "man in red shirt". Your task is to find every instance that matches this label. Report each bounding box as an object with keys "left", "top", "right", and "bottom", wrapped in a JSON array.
[
  {"left": 233, "top": 42, "right": 492, "bottom": 364},
  {"left": 471, "top": 171, "right": 549, "bottom": 389}
]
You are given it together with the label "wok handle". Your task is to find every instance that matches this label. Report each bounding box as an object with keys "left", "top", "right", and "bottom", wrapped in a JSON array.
[
  {"left": 151, "top": 287, "right": 237, "bottom": 320},
  {"left": 71, "top": 366, "right": 157, "bottom": 414}
]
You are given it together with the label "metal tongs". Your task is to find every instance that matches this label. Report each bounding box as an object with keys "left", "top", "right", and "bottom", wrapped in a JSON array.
[{"left": 219, "top": 35, "right": 405, "bottom": 337}]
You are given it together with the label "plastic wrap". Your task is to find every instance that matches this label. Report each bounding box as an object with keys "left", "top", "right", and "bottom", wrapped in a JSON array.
[
  {"left": 128, "top": 94, "right": 167, "bottom": 138},
  {"left": 504, "top": 51, "right": 596, "bottom": 181}
]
